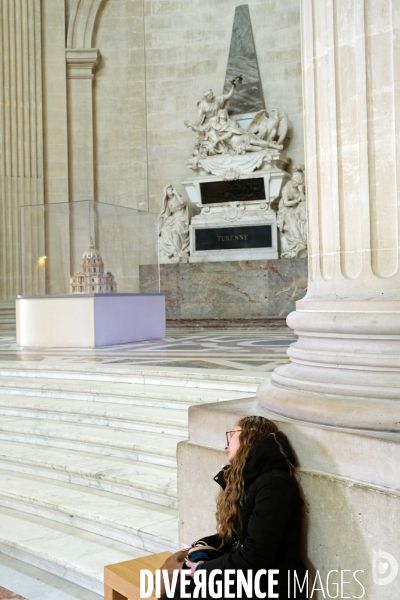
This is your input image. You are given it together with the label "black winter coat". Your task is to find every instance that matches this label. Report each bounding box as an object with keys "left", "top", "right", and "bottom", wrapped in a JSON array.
[
  {"left": 161, "top": 432, "right": 307, "bottom": 600},
  {"left": 200, "top": 432, "right": 307, "bottom": 599}
]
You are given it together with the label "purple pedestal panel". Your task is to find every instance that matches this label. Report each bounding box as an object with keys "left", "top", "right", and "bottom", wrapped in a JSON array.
[{"left": 93, "top": 294, "right": 166, "bottom": 346}]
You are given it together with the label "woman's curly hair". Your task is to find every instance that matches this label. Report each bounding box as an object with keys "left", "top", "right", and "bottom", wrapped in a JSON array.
[{"left": 215, "top": 416, "right": 294, "bottom": 545}]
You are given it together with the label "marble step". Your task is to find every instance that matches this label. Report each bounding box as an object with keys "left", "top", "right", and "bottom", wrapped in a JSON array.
[
  {"left": 0, "top": 376, "right": 251, "bottom": 408},
  {"left": 0, "top": 440, "right": 178, "bottom": 509},
  {"left": 0, "top": 363, "right": 262, "bottom": 392},
  {"left": 0, "top": 552, "right": 102, "bottom": 600},
  {"left": 0, "top": 304, "right": 16, "bottom": 331},
  {"left": 0, "top": 417, "right": 183, "bottom": 468},
  {"left": 0, "top": 394, "right": 188, "bottom": 436},
  {"left": 0, "top": 505, "right": 149, "bottom": 595},
  {"left": 0, "top": 319, "right": 15, "bottom": 326},
  {"left": 0, "top": 470, "right": 179, "bottom": 554}
]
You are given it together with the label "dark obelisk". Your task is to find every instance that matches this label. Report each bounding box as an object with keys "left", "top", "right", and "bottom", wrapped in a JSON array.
[{"left": 223, "top": 4, "right": 265, "bottom": 116}]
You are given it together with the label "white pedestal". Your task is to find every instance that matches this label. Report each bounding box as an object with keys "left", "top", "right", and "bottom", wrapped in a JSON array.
[{"left": 16, "top": 294, "right": 166, "bottom": 348}]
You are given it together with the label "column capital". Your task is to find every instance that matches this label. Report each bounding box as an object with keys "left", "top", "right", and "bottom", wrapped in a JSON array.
[{"left": 65, "top": 48, "right": 100, "bottom": 80}]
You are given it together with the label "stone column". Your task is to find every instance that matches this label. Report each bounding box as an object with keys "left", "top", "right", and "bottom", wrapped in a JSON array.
[
  {"left": 65, "top": 48, "right": 100, "bottom": 202},
  {"left": 65, "top": 48, "right": 100, "bottom": 282},
  {"left": 258, "top": 0, "right": 400, "bottom": 435}
]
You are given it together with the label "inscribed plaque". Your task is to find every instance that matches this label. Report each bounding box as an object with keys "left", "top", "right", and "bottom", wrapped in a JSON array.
[
  {"left": 200, "top": 178, "right": 265, "bottom": 204},
  {"left": 195, "top": 225, "right": 272, "bottom": 251}
]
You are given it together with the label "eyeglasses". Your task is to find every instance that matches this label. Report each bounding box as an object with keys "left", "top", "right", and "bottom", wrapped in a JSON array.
[{"left": 226, "top": 429, "right": 242, "bottom": 444}]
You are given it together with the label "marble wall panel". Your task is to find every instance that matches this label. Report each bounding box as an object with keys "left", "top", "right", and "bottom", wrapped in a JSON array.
[
  {"left": 140, "top": 258, "right": 307, "bottom": 319},
  {"left": 222, "top": 4, "right": 265, "bottom": 115}
]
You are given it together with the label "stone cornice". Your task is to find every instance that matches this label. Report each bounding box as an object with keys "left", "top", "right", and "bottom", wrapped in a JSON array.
[{"left": 65, "top": 48, "right": 101, "bottom": 80}]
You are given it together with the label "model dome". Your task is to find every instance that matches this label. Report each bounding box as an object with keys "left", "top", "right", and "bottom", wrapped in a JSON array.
[
  {"left": 70, "top": 237, "right": 117, "bottom": 294},
  {"left": 83, "top": 236, "right": 101, "bottom": 259}
]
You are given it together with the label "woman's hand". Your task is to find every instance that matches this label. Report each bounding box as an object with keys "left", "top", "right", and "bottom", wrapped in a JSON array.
[{"left": 185, "top": 559, "right": 204, "bottom": 578}]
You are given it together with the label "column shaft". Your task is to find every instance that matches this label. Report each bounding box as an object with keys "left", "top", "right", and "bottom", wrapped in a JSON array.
[
  {"left": 303, "top": 0, "right": 400, "bottom": 299},
  {"left": 258, "top": 0, "right": 400, "bottom": 435}
]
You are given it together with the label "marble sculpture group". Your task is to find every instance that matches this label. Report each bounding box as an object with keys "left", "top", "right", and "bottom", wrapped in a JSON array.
[{"left": 158, "top": 77, "right": 308, "bottom": 263}]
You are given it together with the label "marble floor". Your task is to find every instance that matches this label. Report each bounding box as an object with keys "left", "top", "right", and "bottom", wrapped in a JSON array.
[{"left": 0, "top": 329, "right": 294, "bottom": 372}]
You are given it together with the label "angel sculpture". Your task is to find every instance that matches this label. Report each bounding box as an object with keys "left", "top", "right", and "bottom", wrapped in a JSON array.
[
  {"left": 277, "top": 165, "right": 307, "bottom": 258},
  {"left": 248, "top": 108, "right": 289, "bottom": 150},
  {"left": 158, "top": 185, "right": 190, "bottom": 263}
]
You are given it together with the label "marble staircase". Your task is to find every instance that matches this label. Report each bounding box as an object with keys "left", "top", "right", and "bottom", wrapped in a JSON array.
[{"left": 0, "top": 362, "right": 259, "bottom": 595}]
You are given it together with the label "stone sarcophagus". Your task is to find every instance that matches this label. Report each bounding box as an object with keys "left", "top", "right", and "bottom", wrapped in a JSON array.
[{"left": 182, "top": 153, "right": 290, "bottom": 262}]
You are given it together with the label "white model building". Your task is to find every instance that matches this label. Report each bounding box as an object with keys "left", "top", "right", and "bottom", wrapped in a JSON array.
[{"left": 70, "top": 237, "right": 117, "bottom": 294}]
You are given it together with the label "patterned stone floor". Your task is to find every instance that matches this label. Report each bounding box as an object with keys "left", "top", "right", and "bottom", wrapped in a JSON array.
[{"left": 0, "top": 329, "right": 295, "bottom": 372}]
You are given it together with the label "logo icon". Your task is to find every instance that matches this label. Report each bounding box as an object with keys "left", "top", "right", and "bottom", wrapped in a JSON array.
[{"left": 372, "top": 550, "right": 398, "bottom": 586}]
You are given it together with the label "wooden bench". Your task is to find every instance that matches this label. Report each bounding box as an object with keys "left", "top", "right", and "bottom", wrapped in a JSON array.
[{"left": 104, "top": 551, "right": 172, "bottom": 600}]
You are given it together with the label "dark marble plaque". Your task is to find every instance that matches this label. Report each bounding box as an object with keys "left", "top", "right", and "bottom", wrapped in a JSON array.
[
  {"left": 200, "top": 178, "right": 265, "bottom": 204},
  {"left": 195, "top": 225, "right": 272, "bottom": 251},
  {"left": 223, "top": 4, "right": 265, "bottom": 115}
]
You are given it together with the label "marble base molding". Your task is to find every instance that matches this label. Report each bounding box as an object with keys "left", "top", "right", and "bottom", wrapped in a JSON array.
[
  {"left": 140, "top": 259, "right": 307, "bottom": 320},
  {"left": 166, "top": 317, "right": 288, "bottom": 330},
  {"left": 258, "top": 301, "right": 400, "bottom": 437}
]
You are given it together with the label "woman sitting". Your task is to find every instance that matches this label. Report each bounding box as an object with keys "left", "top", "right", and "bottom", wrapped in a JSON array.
[{"left": 171, "top": 416, "right": 307, "bottom": 600}]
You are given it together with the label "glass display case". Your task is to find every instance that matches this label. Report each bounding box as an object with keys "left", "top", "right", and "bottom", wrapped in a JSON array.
[{"left": 19, "top": 200, "right": 160, "bottom": 296}]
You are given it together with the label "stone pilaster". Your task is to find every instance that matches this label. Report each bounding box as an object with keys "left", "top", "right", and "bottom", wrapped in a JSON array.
[
  {"left": 65, "top": 48, "right": 100, "bottom": 203},
  {"left": 0, "top": 0, "right": 45, "bottom": 298},
  {"left": 258, "top": 0, "right": 400, "bottom": 435}
]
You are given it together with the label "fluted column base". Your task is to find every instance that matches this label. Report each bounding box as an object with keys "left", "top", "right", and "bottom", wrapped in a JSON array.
[{"left": 257, "top": 302, "right": 400, "bottom": 437}]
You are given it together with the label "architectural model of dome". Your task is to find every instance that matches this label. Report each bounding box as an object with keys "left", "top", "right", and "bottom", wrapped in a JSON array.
[{"left": 70, "top": 237, "right": 117, "bottom": 294}]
